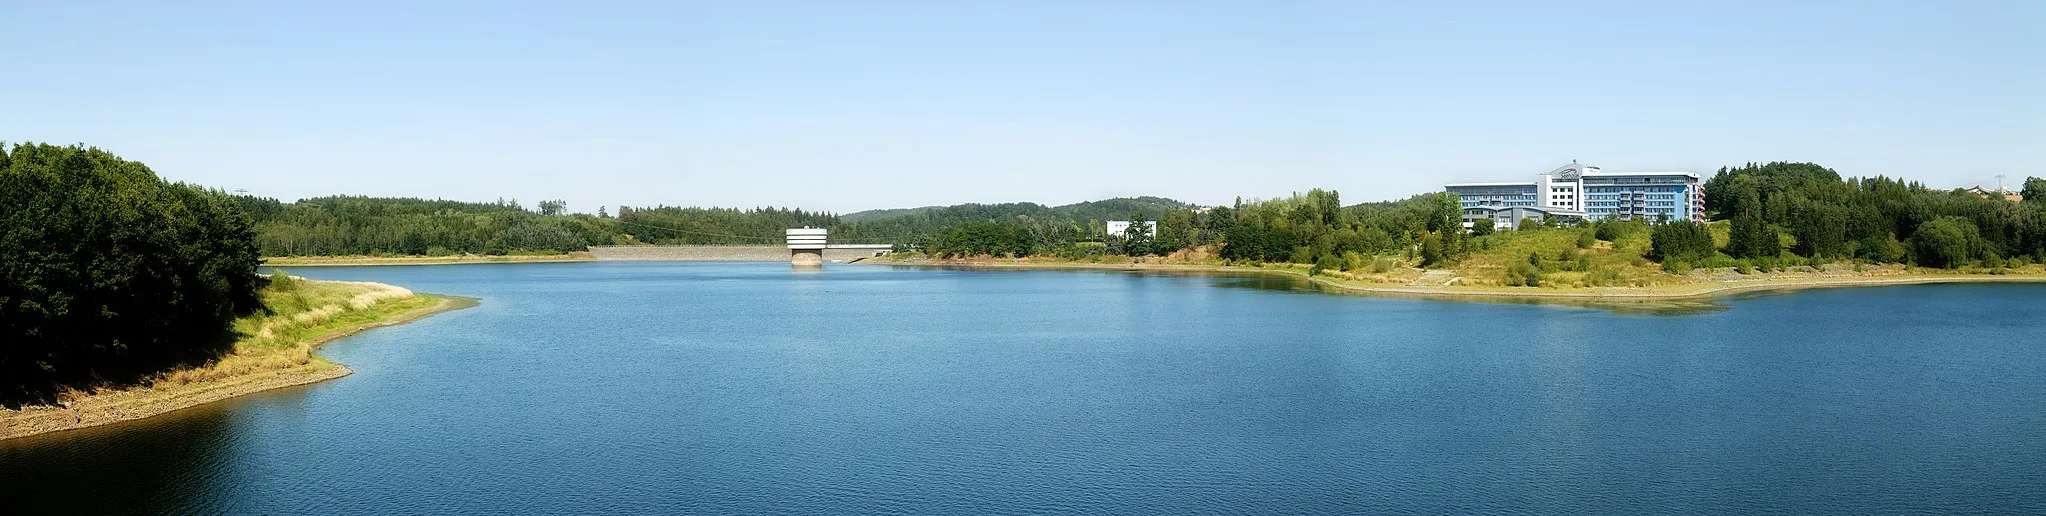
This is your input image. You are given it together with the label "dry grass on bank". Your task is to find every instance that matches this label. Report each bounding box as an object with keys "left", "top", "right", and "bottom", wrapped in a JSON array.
[
  {"left": 4, "top": 275, "right": 467, "bottom": 441},
  {"left": 872, "top": 229, "right": 2046, "bottom": 300},
  {"left": 152, "top": 275, "right": 436, "bottom": 387}
]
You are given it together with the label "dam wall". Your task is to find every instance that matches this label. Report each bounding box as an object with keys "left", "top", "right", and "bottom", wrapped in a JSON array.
[{"left": 589, "top": 245, "right": 886, "bottom": 262}]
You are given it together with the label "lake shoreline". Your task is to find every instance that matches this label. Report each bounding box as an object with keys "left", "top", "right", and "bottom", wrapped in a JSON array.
[
  {"left": 0, "top": 289, "right": 476, "bottom": 442},
  {"left": 263, "top": 253, "right": 595, "bottom": 267},
  {"left": 857, "top": 256, "right": 2046, "bottom": 301}
]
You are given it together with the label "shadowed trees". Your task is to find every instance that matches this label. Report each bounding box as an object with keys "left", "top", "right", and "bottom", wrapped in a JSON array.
[{"left": 2, "top": 143, "right": 263, "bottom": 406}]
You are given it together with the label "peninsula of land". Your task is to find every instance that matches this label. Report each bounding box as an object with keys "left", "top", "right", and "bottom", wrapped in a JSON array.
[
  {"left": 860, "top": 253, "right": 2046, "bottom": 302},
  {"left": 1, "top": 278, "right": 474, "bottom": 442}
]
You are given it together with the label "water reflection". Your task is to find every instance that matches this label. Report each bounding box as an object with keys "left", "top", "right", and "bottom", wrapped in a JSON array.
[
  {"left": 956, "top": 266, "right": 1736, "bottom": 316},
  {"left": 9, "top": 264, "right": 2041, "bottom": 515},
  {"left": 1, "top": 399, "right": 242, "bottom": 513}
]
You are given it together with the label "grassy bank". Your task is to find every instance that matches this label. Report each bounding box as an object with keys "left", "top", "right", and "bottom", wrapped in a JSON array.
[
  {"left": 1, "top": 276, "right": 475, "bottom": 441},
  {"left": 863, "top": 228, "right": 2046, "bottom": 303},
  {"left": 263, "top": 251, "right": 594, "bottom": 266}
]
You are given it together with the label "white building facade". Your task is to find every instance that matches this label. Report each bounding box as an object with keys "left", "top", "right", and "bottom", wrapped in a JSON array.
[
  {"left": 1106, "top": 220, "right": 1157, "bottom": 238},
  {"left": 1445, "top": 163, "right": 1704, "bottom": 223}
]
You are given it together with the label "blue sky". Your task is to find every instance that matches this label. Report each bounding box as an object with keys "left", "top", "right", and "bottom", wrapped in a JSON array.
[{"left": 3, "top": 1, "right": 2040, "bottom": 213}]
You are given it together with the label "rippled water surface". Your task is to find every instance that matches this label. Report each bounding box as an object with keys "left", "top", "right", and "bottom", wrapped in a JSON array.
[{"left": 5, "top": 263, "right": 2044, "bottom": 514}]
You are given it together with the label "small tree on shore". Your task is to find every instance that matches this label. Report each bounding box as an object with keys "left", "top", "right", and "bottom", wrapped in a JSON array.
[{"left": 1649, "top": 220, "right": 1716, "bottom": 266}]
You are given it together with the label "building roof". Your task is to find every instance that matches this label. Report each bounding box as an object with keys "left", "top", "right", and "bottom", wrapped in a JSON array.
[{"left": 1583, "top": 170, "right": 1701, "bottom": 179}]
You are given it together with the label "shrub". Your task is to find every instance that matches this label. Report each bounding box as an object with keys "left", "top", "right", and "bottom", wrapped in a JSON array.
[
  {"left": 1289, "top": 246, "right": 1317, "bottom": 265},
  {"left": 1576, "top": 230, "right": 1597, "bottom": 249},
  {"left": 1725, "top": 216, "right": 1781, "bottom": 259},
  {"left": 1585, "top": 267, "right": 1623, "bottom": 287},
  {"left": 1595, "top": 219, "right": 1648, "bottom": 242},
  {"left": 1342, "top": 251, "right": 1367, "bottom": 272},
  {"left": 1505, "top": 262, "right": 1543, "bottom": 287},
  {"left": 1662, "top": 259, "right": 1693, "bottom": 275},
  {"left": 1650, "top": 221, "right": 1715, "bottom": 264},
  {"left": 1420, "top": 233, "right": 1451, "bottom": 268},
  {"left": 1909, "top": 217, "right": 1980, "bottom": 269},
  {"left": 1370, "top": 257, "right": 1395, "bottom": 274},
  {"left": 1698, "top": 254, "right": 1742, "bottom": 269},
  {"left": 1566, "top": 257, "right": 1590, "bottom": 272},
  {"left": 1311, "top": 253, "right": 1344, "bottom": 275},
  {"left": 268, "top": 270, "right": 298, "bottom": 292}
]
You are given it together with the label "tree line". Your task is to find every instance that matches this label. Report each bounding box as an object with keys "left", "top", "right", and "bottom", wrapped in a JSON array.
[
  {"left": 907, "top": 161, "right": 2046, "bottom": 275},
  {"left": 2, "top": 143, "right": 264, "bottom": 406},
  {"left": 1677, "top": 162, "right": 2046, "bottom": 269},
  {"left": 913, "top": 188, "right": 1474, "bottom": 270},
  {"left": 238, "top": 195, "right": 617, "bottom": 256}
]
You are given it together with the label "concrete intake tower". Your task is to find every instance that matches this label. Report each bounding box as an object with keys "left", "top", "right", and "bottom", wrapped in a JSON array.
[{"left": 786, "top": 227, "right": 827, "bottom": 267}]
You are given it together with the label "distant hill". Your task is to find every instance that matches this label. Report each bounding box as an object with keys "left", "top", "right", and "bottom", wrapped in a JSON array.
[
  {"left": 1050, "top": 196, "right": 1198, "bottom": 221},
  {"left": 844, "top": 196, "right": 1195, "bottom": 222},
  {"left": 832, "top": 196, "right": 1199, "bottom": 241}
]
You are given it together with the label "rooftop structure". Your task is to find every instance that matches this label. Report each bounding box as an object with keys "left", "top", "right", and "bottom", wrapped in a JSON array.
[{"left": 1965, "top": 185, "right": 2022, "bottom": 202}]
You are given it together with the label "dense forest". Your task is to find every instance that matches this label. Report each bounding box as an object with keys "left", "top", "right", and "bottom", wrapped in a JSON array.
[
  {"left": 1693, "top": 162, "right": 2046, "bottom": 269},
  {"left": 2, "top": 143, "right": 264, "bottom": 405},
  {"left": 238, "top": 195, "right": 620, "bottom": 256},
  {"left": 234, "top": 194, "right": 1198, "bottom": 256},
  {"left": 914, "top": 188, "right": 1473, "bottom": 266}
]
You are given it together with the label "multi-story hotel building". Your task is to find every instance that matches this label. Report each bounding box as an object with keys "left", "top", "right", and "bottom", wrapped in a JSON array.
[{"left": 1444, "top": 163, "right": 1704, "bottom": 229}]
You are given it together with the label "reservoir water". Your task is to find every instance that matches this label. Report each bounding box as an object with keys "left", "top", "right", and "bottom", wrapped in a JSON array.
[{"left": 4, "top": 263, "right": 2044, "bottom": 514}]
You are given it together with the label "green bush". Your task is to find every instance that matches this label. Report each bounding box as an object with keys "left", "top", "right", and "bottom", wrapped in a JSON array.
[
  {"left": 1594, "top": 219, "right": 1648, "bottom": 242},
  {"left": 1370, "top": 257, "right": 1395, "bottom": 274},
  {"left": 1650, "top": 221, "right": 1715, "bottom": 264},
  {"left": 1564, "top": 257, "right": 1590, "bottom": 272},
  {"left": 1726, "top": 216, "right": 1781, "bottom": 259},
  {"left": 267, "top": 270, "right": 298, "bottom": 291},
  {"left": 1585, "top": 267, "right": 1623, "bottom": 287},
  {"left": 1311, "top": 253, "right": 1344, "bottom": 275},
  {"left": 1662, "top": 259, "right": 1693, "bottom": 275},
  {"left": 1341, "top": 251, "right": 1367, "bottom": 272},
  {"left": 1698, "top": 254, "right": 1742, "bottom": 269},
  {"left": 1909, "top": 217, "right": 1981, "bottom": 269},
  {"left": 1505, "top": 262, "right": 1543, "bottom": 287},
  {"left": 1289, "top": 246, "right": 1317, "bottom": 265}
]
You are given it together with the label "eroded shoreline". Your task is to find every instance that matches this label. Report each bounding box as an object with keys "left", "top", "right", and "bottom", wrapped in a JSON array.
[
  {"left": 858, "top": 257, "right": 2046, "bottom": 302},
  {"left": 1, "top": 290, "right": 476, "bottom": 442}
]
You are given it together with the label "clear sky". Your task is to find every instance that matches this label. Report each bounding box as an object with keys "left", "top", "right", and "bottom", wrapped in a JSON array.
[{"left": 4, "top": 1, "right": 2040, "bottom": 214}]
